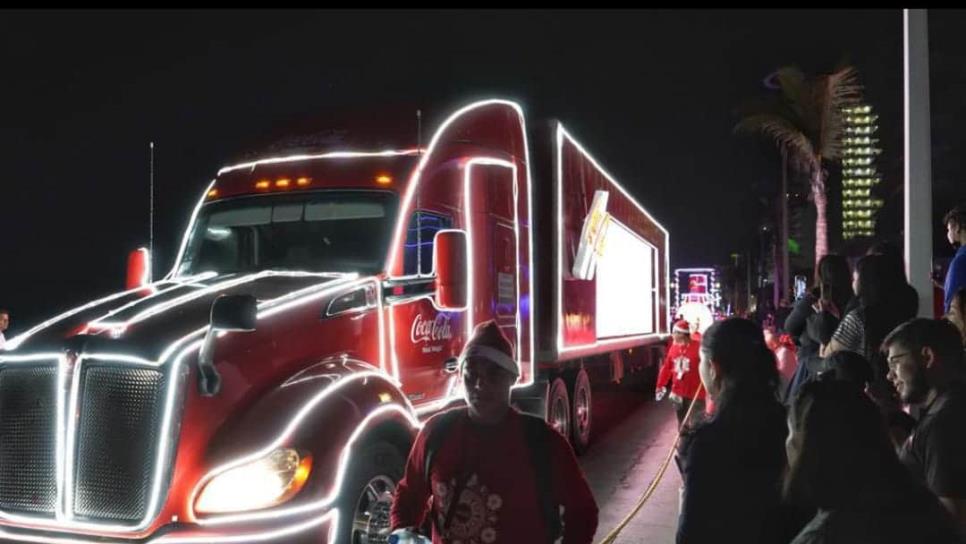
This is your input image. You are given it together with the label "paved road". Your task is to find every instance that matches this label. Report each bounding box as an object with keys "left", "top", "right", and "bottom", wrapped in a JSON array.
[{"left": 579, "top": 387, "right": 682, "bottom": 544}]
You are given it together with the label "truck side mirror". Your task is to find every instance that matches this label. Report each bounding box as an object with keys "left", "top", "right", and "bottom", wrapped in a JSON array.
[
  {"left": 434, "top": 230, "right": 468, "bottom": 310},
  {"left": 210, "top": 294, "right": 258, "bottom": 332},
  {"left": 126, "top": 247, "right": 152, "bottom": 289},
  {"left": 198, "top": 294, "right": 257, "bottom": 397}
]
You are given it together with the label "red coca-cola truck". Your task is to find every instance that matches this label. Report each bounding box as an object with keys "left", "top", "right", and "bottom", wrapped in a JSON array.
[{"left": 0, "top": 99, "right": 669, "bottom": 543}]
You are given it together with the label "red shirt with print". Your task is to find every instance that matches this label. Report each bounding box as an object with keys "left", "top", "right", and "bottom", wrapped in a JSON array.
[
  {"left": 390, "top": 408, "right": 598, "bottom": 544},
  {"left": 657, "top": 339, "right": 706, "bottom": 400}
]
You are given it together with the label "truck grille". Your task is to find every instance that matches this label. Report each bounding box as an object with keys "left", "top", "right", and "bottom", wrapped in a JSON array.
[
  {"left": 0, "top": 359, "right": 171, "bottom": 526},
  {"left": 0, "top": 366, "right": 58, "bottom": 515},
  {"left": 73, "top": 366, "right": 166, "bottom": 522}
]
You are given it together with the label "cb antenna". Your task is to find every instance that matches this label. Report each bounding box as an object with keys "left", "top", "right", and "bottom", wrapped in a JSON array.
[{"left": 149, "top": 141, "right": 155, "bottom": 273}]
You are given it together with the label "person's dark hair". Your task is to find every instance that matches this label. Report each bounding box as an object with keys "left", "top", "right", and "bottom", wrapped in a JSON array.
[
  {"left": 784, "top": 378, "right": 906, "bottom": 509},
  {"left": 865, "top": 241, "right": 909, "bottom": 283},
  {"left": 700, "top": 318, "right": 779, "bottom": 405},
  {"left": 815, "top": 254, "right": 851, "bottom": 312},
  {"left": 854, "top": 254, "right": 912, "bottom": 358},
  {"left": 882, "top": 318, "right": 966, "bottom": 383},
  {"left": 943, "top": 202, "right": 966, "bottom": 231},
  {"left": 854, "top": 254, "right": 891, "bottom": 309},
  {"left": 821, "top": 350, "right": 873, "bottom": 391},
  {"left": 0, "top": 308, "right": 8, "bottom": 316},
  {"left": 866, "top": 240, "right": 900, "bottom": 258}
]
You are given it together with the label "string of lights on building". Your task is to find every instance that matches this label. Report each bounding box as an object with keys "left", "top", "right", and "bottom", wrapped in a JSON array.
[{"left": 840, "top": 104, "right": 883, "bottom": 239}]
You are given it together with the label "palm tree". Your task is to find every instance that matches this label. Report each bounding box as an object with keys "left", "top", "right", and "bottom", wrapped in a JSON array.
[{"left": 736, "top": 66, "right": 862, "bottom": 266}]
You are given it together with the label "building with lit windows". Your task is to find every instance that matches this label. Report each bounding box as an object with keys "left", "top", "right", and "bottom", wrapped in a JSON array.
[{"left": 840, "top": 104, "right": 883, "bottom": 240}]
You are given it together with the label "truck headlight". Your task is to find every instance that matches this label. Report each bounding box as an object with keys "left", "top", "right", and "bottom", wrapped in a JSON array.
[{"left": 195, "top": 448, "right": 312, "bottom": 514}]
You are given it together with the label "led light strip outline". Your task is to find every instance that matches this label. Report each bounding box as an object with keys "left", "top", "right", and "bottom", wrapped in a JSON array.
[
  {"left": 86, "top": 272, "right": 220, "bottom": 329},
  {"left": 463, "top": 158, "right": 525, "bottom": 372},
  {"left": 89, "top": 271, "right": 350, "bottom": 332},
  {"left": 0, "top": 509, "right": 339, "bottom": 544},
  {"left": 8, "top": 270, "right": 221, "bottom": 349},
  {"left": 0, "top": 98, "right": 542, "bottom": 537},
  {"left": 161, "top": 99, "right": 536, "bottom": 384},
  {"left": 165, "top": 179, "right": 217, "bottom": 281},
  {"left": 190, "top": 399, "right": 419, "bottom": 526},
  {"left": 217, "top": 149, "right": 421, "bottom": 176},
  {"left": 170, "top": 150, "right": 421, "bottom": 281},
  {"left": 0, "top": 276, "right": 382, "bottom": 534},
  {"left": 555, "top": 124, "right": 671, "bottom": 354},
  {"left": 672, "top": 268, "right": 718, "bottom": 315},
  {"left": 382, "top": 99, "right": 536, "bottom": 389},
  {"left": 4, "top": 286, "right": 152, "bottom": 351}
]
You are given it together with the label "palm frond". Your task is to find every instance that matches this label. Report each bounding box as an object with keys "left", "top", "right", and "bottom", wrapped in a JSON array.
[
  {"left": 819, "top": 66, "right": 864, "bottom": 159},
  {"left": 735, "top": 114, "right": 818, "bottom": 173}
]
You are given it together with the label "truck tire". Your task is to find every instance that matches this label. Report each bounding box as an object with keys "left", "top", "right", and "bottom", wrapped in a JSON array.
[
  {"left": 337, "top": 440, "right": 406, "bottom": 544},
  {"left": 570, "top": 368, "right": 592, "bottom": 455},
  {"left": 547, "top": 377, "right": 571, "bottom": 440}
]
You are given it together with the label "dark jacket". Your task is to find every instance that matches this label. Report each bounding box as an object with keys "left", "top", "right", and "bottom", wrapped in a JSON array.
[
  {"left": 786, "top": 294, "right": 820, "bottom": 357},
  {"left": 676, "top": 388, "right": 791, "bottom": 544},
  {"left": 790, "top": 480, "right": 961, "bottom": 544},
  {"left": 785, "top": 295, "right": 848, "bottom": 402}
]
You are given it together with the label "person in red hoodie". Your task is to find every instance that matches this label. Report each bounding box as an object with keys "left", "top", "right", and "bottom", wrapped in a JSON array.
[
  {"left": 389, "top": 320, "right": 599, "bottom": 543},
  {"left": 657, "top": 319, "right": 707, "bottom": 427}
]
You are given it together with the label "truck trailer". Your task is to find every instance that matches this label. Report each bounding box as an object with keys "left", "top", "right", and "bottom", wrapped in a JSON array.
[{"left": 0, "top": 98, "right": 669, "bottom": 543}]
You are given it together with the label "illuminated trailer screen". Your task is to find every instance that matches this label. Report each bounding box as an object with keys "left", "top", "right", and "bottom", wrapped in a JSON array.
[{"left": 555, "top": 124, "right": 669, "bottom": 360}]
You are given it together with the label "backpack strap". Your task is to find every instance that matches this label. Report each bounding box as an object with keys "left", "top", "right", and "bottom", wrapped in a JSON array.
[
  {"left": 423, "top": 407, "right": 466, "bottom": 485},
  {"left": 522, "top": 414, "right": 562, "bottom": 543}
]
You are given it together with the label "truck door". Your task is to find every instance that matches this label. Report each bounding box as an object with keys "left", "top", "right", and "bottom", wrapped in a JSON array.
[
  {"left": 390, "top": 211, "right": 464, "bottom": 407},
  {"left": 465, "top": 162, "right": 520, "bottom": 369}
]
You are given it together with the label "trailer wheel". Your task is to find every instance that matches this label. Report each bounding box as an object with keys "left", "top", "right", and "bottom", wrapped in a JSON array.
[
  {"left": 548, "top": 377, "right": 571, "bottom": 439},
  {"left": 337, "top": 440, "right": 405, "bottom": 544},
  {"left": 570, "top": 368, "right": 592, "bottom": 454}
]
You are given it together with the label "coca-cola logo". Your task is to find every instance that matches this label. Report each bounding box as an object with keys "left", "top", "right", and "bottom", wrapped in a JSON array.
[{"left": 411, "top": 313, "right": 454, "bottom": 344}]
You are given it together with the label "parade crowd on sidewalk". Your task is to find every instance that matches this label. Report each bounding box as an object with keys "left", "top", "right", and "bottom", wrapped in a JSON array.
[{"left": 668, "top": 201, "right": 966, "bottom": 544}]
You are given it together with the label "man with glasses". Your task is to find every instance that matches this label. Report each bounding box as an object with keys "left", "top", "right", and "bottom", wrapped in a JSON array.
[
  {"left": 390, "top": 320, "right": 598, "bottom": 543},
  {"left": 883, "top": 318, "right": 966, "bottom": 535}
]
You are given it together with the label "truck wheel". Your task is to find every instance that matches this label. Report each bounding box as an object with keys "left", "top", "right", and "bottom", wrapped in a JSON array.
[
  {"left": 548, "top": 378, "right": 571, "bottom": 439},
  {"left": 570, "top": 368, "right": 592, "bottom": 454},
  {"left": 337, "top": 440, "right": 405, "bottom": 544}
]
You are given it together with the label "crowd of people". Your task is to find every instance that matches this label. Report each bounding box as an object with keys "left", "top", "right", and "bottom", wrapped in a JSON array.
[{"left": 671, "top": 202, "right": 966, "bottom": 544}]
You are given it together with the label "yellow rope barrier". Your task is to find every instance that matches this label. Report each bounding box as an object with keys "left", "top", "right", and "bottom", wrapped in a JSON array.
[{"left": 595, "top": 383, "right": 705, "bottom": 544}]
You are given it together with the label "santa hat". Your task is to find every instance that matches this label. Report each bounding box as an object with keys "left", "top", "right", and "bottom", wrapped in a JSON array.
[
  {"left": 460, "top": 320, "right": 518, "bottom": 377},
  {"left": 673, "top": 320, "right": 690, "bottom": 334}
]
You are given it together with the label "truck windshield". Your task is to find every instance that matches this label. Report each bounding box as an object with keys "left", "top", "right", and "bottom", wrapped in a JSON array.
[{"left": 176, "top": 191, "right": 398, "bottom": 276}]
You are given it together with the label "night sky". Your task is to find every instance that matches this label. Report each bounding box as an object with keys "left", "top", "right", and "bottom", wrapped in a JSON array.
[{"left": 2, "top": 10, "right": 965, "bottom": 332}]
